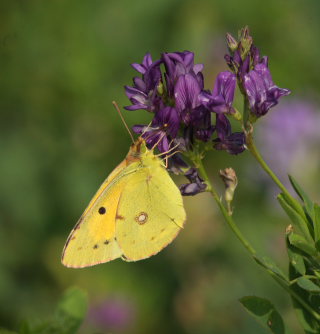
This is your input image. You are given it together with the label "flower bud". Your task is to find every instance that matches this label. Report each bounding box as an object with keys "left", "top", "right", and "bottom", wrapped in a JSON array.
[
  {"left": 238, "top": 26, "right": 253, "bottom": 59},
  {"left": 219, "top": 168, "right": 238, "bottom": 214},
  {"left": 285, "top": 224, "right": 293, "bottom": 235},
  {"left": 179, "top": 168, "right": 207, "bottom": 196},
  {"left": 226, "top": 33, "right": 238, "bottom": 53}
]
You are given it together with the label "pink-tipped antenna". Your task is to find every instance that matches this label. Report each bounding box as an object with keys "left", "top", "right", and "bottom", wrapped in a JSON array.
[{"left": 112, "top": 101, "right": 135, "bottom": 144}]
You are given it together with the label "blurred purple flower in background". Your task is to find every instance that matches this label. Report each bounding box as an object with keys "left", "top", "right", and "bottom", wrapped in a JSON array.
[
  {"left": 256, "top": 99, "right": 320, "bottom": 193},
  {"left": 88, "top": 296, "right": 135, "bottom": 332}
]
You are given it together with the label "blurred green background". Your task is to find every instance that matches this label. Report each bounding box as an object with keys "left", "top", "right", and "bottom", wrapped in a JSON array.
[{"left": 1, "top": 0, "right": 320, "bottom": 333}]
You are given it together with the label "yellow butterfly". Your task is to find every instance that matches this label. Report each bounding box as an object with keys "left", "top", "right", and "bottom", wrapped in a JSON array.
[{"left": 61, "top": 137, "right": 186, "bottom": 268}]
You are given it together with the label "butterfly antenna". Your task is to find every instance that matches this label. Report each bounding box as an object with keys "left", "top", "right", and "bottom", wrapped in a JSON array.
[
  {"left": 164, "top": 150, "right": 182, "bottom": 159},
  {"left": 155, "top": 142, "right": 180, "bottom": 157},
  {"left": 141, "top": 121, "right": 153, "bottom": 136},
  {"left": 112, "top": 101, "right": 135, "bottom": 144},
  {"left": 151, "top": 132, "right": 166, "bottom": 151}
]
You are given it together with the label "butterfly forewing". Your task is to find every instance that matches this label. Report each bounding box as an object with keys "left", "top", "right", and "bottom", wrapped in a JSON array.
[{"left": 62, "top": 160, "right": 138, "bottom": 268}]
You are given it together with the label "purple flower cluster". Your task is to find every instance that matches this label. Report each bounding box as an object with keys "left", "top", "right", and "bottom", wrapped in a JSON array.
[
  {"left": 124, "top": 27, "right": 291, "bottom": 195},
  {"left": 225, "top": 27, "right": 291, "bottom": 118},
  {"left": 125, "top": 52, "right": 244, "bottom": 158}
]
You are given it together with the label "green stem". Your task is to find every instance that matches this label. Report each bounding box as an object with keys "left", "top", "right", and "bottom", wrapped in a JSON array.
[
  {"left": 247, "top": 139, "right": 290, "bottom": 197},
  {"left": 196, "top": 157, "right": 320, "bottom": 322},
  {"left": 244, "top": 119, "right": 304, "bottom": 217},
  {"left": 196, "top": 158, "right": 256, "bottom": 256}
]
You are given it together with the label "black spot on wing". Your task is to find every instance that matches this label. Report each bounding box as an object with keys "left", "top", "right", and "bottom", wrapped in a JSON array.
[{"left": 98, "top": 206, "right": 106, "bottom": 215}]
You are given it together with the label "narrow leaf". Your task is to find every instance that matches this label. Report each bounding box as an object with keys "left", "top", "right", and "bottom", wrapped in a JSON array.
[
  {"left": 296, "top": 277, "right": 320, "bottom": 293},
  {"left": 240, "top": 296, "right": 285, "bottom": 334},
  {"left": 278, "top": 194, "right": 313, "bottom": 242},
  {"left": 287, "top": 246, "right": 306, "bottom": 275},
  {"left": 314, "top": 204, "right": 320, "bottom": 244},
  {"left": 289, "top": 175, "right": 315, "bottom": 221},
  {"left": 288, "top": 233, "right": 317, "bottom": 256}
]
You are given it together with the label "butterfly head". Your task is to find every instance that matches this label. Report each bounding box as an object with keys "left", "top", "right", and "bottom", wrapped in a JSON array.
[{"left": 126, "top": 137, "right": 155, "bottom": 161}]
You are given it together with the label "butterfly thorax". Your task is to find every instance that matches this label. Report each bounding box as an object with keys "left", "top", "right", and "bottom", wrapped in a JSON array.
[{"left": 126, "top": 138, "right": 164, "bottom": 169}]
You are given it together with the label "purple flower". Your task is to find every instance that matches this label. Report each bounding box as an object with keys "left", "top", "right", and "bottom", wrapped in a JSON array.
[
  {"left": 200, "top": 71, "right": 236, "bottom": 114},
  {"left": 89, "top": 297, "right": 135, "bottom": 331},
  {"left": 225, "top": 50, "right": 250, "bottom": 81},
  {"left": 244, "top": 63, "right": 291, "bottom": 117},
  {"left": 192, "top": 106, "right": 215, "bottom": 142},
  {"left": 224, "top": 27, "right": 254, "bottom": 80},
  {"left": 214, "top": 114, "right": 246, "bottom": 155},
  {"left": 179, "top": 168, "right": 207, "bottom": 196},
  {"left": 174, "top": 74, "right": 203, "bottom": 125},
  {"left": 162, "top": 51, "right": 204, "bottom": 97},
  {"left": 167, "top": 152, "right": 189, "bottom": 174},
  {"left": 125, "top": 53, "right": 162, "bottom": 111},
  {"left": 133, "top": 106, "right": 180, "bottom": 153}
]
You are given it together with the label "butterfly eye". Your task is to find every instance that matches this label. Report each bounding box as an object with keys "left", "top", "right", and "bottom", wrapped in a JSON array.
[{"left": 98, "top": 207, "right": 106, "bottom": 215}]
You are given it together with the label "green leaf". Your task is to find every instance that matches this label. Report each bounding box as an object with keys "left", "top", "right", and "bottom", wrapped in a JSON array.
[
  {"left": 56, "top": 287, "right": 88, "bottom": 319},
  {"left": 239, "top": 296, "right": 285, "bottom": 334},
  {"left": 289, "top": 175, "right": 315, "bottom": 221},
  {"left": 288, "top": 233, "right": 317, "bottom": 257},
  {"left": 314, "top": 270, "right": 320, "bottom": 280},
  {"left": 296, "top": 277, "right": 320, "bottom": 293},
  {"left": 314, "top": 204, "right": 320, "bottom": 244},
  {"left": 288, "top": 264, "right": 320, "bottom": 333},
  {"left": 287, "top": 246, "right": 306, "bottom": 275},
  {"left": 278, "top": 193, "right": 313, "bottom": 242},
  {"left": 54, "top": 287, "right": 88, "bottom": 334}
]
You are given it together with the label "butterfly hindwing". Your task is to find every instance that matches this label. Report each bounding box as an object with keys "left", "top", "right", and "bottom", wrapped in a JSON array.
[{"left": 116, "top": 159, "right": 186, "bottom": 261}]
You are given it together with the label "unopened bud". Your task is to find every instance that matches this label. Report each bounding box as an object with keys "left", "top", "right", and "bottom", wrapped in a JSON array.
[
  {"left": 226, "top": 33, "right": 238, "bottom": 53},
  {"left": 180, "top": 168, "right": 207, "bottom": 196},
  {"left": 285, "top": 224, "right": 293, "bottom": 235},
  {"left": 238, "top": 26, "right": 253, "bottom": 60},
  {"left": 219, "top": 168, "right": 238, "bottom": 214}
]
